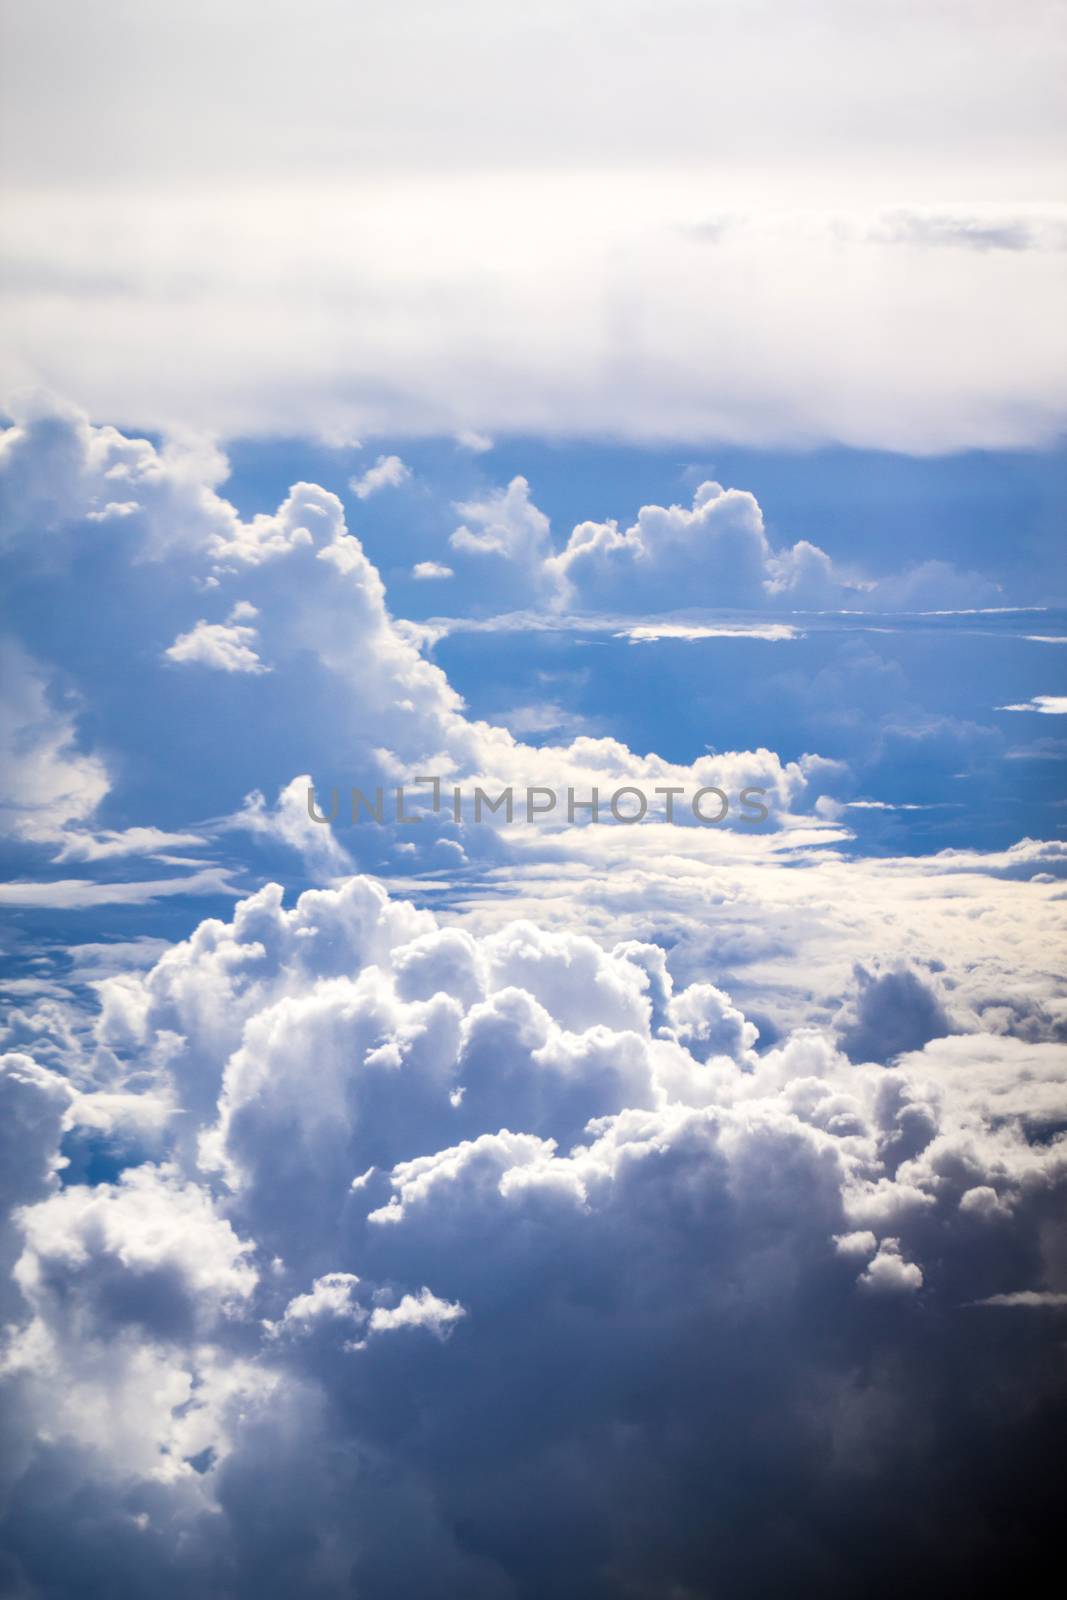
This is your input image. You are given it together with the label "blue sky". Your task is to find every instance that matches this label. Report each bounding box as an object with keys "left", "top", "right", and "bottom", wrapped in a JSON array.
[{"left": 1, "top": 4, "right": 1066, "bottom": 1598}]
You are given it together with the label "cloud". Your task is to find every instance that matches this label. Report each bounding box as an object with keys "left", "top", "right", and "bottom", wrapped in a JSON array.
[
  {"left": 0, "top": 868, "right": 237, "bottom": 909},
  {"left": 0, "top": 392, "right": 236, "bottom": 556},
  {"left": 65, "top": 939, "right": 173, "bottom": 980},
  {"left": 998, "top": 695, "right": 1067, "bottom": 714},
  {"left": 14, "top": 1163, "right": 258, "bottom": 1341},
  {"left": 2, "top": 871, "right": 1064, "bottom": 1594},
  {"left": 165, "top": 608, "right": 268, "bottom": 674},
  {"left": 51, "top": 827, "right": 208, "bottom": 864},
  {"left": 492, "top": 700, "right": 593, "bottom": 739},
  {"left": 836, "top": 964, "right": 955, "bottom": 1065},
  {"left": 3, "top": 5, "right": 1065, "bottom": 451},
  {"left": 455, "top": 430, "right": 493, "bottom": 453},
  {"left": 834, "top": 1229, "right": 878, "bottom": 1258},
  {"left": 3, "top": 3, "right": 1060, "bottom": 193},
  {"left": 0, "top": 403, "right": 834, "bottom": 845},
  {"left": 857, "top": 1238, "right": 924, "bottom": 1294},
  {"left": 545, "top": 480, "right": 832, "bottom": 611},
  {"left": 2, "top": 209, "right": 1065, "bottom": 458},
  {"left": 442, "top": 828, "right": 1067, "bottom": 1047},
  {"left": 874, "top": 210, "right": 1067, "bottom": 254},
  {"left": 0, "top": 1052, "right": 74, "bottom": 1317},
  {"left": 0, "top": 396, "right": 356, "bottom": 571},
  {"left": 0, "top": 639, "right": 109, "bottom": 842},
  {"left": 6, "top": 406, "right": 1062, "bottom": 1088},
  {"left": 448, "top": 477, "right": 558, "bottom": 609},
  {"left": 367, "top": 1287, "right": 466, "bottom": 1339},
  {"left": 971, "top": 1291, "right": 1067, "bottom": 1309},
  {"left": 412, "top": 560, "right": 453, "bottom": 580},
  {"left": 0, "top": 0, "right": 1064, "bottom": 1573},
  {"left": 619, "top": 621, "right": 800, "bottom": 642},
  {"left": 440, "top": 475, "right": 1001, "bottom": 619},
  {"left": 863, "top": 558, "right": 1002, "bottom": 612},
  {"left": 451, "top": 478, "right": 551, "bottom": 562},
  {"left": 228, "top": 775, "right": 353, "bottom": 881},
  {"left": 271, "top": 1271, "right": 366, "bottom": 1335},
  {"left": 349, "top": 455, "right": 411, "bottom": 500},
  {"left": 0, "top": 391, "right": 1030, "bottom": 880}
]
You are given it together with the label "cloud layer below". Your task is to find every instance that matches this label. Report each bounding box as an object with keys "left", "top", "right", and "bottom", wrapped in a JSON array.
[
  {"left": 0, "top": 394, "right": 1064, "bottom": 1594},
  {"left": 1, "top": 870, "right": 1065, "bottom": 1596}
]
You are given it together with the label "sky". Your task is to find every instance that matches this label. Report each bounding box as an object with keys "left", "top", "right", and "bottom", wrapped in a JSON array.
[{"left": 0, "top": 4, "right": 1066, "bottom": 1597}]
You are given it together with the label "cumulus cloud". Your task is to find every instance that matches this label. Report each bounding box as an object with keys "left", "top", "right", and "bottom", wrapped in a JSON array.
[
  {"left": 165, "top": 606, "right": 268, "bottom": 674},
  {"left": 444, "top": 828, "right": 1067, "bottom": 1049},
  {"left": 271, "top": 1271, "right": 366, "bottom": 1335},
  {"left": 0, "top": 1052, "right": 74, "bottom": 1316},
  {"left": 0, "top": 402, "right": 837, "bottom": 858},
  {"left": 367, "top": 1287, "right": 466, "bottom": 1338},
  {"left": 1, "top": 2, "right": 1065, "bottom": 1577},
  {"left": 228, "top": 775, "right": 353, "bottom": 881},
  {"left": 546, "top": 479, "right": 840, "bottom": 611},
  {"left": 439, "top": 473, "right": 1004, "bottom": 619},
  {"left": 836, "top": 964, "right": 955, "bottom": 1065},
  {"left": 451, "top": 478, "right": 551, "bottom": 563},
  {"left": 834, "top": 1229, "right": 878, "bottom": 1257},
  {"left": 0, "top": 392, "right": 237, "bottom": 557},
  {"left": 0, "top": 398, "right": 1064, "bottom": 1592},
  {"left": 0, "top": 396, "right": 355, "bottom": 571},
  {"left": 857, "top": 1237, "right": 924, "bottom": 1293},
  {"left": 0, "top": 870, "right": 1064, "bottom": 1594},
  {"left": 448, "top": 476, "right": 557, "bottom": 609},
  {"left": 14, "top": 1163, "right": 258, "bottom": 1339},
  {"left": 349, "top": 454, "right": 411, "bottom": 499}
]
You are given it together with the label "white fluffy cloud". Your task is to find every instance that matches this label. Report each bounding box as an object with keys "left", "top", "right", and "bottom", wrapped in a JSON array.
[
  {"left": 0, "top": 402, "right": 839, "bottom": 855},
  {"left": 441, "top": 474, "right": 999, "bottom": 616},
  {"left": 165, "top": 608, "right": 268, "bottom": 674},
  {"left": 349, "top": 455, "right": 411, "bottom": 500},
  {"left": 367, "top": 1287, "right": 466, "bottom": 1338},
  {"left": 13, "top": 1163, "right": 258, "bottom": 1339},
  {"left": 546, "top": 478, "right": 841, "bottom": 611},
  {"left": 386, "top": 466, "right": 1005, "bottom": 619},
  {"left": 2, "top": 870, "right": 1064, "bottom": 1594},
  {"left": 0, "top": 399, "right": 1063, "bottom": 1592},
  {"left": 1, "top": 2, "right": 1064, "bottom": 1573},
  {"left": 857, "top": 1237, "right": 924, "bottom": 1294},
  {"left": 451, "top": 477, "right": 552, "bottom": 564}
]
